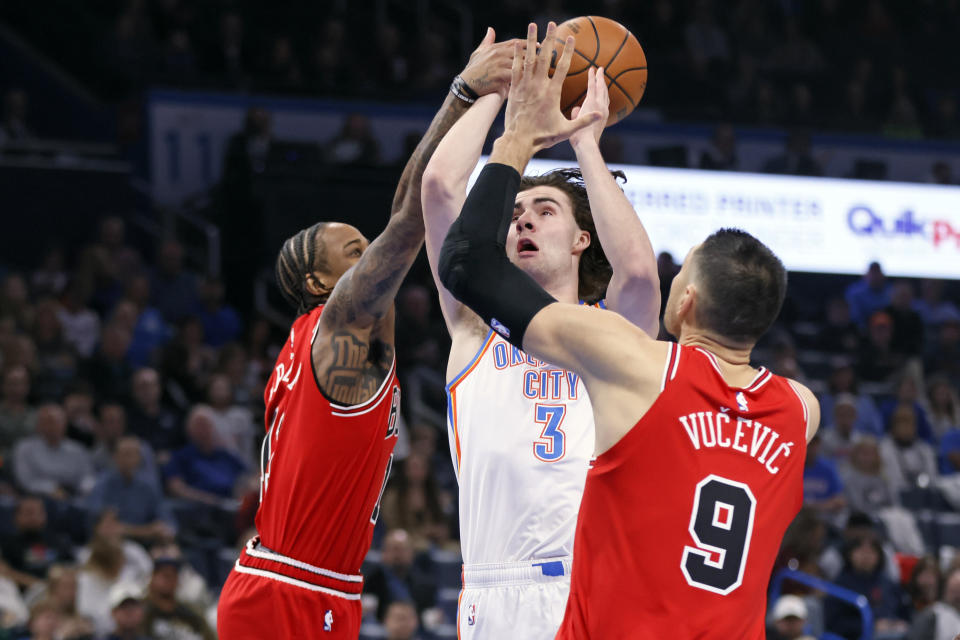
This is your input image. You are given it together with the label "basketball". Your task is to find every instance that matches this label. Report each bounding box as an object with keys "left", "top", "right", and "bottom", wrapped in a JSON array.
[{"left": 549, "top": 16, "right": 647, "bottom": 126}]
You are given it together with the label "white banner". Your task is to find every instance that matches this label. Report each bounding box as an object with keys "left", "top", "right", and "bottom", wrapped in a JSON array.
[{"left": 472, "top": 158, "right": 960, "bottom": 279}]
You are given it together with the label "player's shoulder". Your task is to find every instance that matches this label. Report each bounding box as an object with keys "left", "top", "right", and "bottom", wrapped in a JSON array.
[{"left": 783, "top": 377, "right": 821, "bottom": 442}]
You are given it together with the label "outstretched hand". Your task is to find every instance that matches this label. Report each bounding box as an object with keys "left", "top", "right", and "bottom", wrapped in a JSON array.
[
  {"left": 503, "top": 22, "right": 603, "bottom": 153},
  {"left": 569, "top": 66, "right": 610, "bottom": 148},
  {"left": 459, "top": 27, "right": 521, "bottom": 98}
]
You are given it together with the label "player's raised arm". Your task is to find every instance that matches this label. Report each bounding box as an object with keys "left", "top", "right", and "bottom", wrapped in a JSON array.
[
  {"left": 319, "top": 28, "right": 514, "bottom": 333},
  {"left": 422, "top": 90, "right": 506, "bottom": 337},
  {"left": 568, "top": 68, "right": 660, "bottom": 336}
]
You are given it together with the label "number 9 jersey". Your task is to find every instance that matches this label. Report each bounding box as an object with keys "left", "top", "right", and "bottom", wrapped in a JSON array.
[{"left": 557, "top": 344, "right": 809, "bottom": 640}]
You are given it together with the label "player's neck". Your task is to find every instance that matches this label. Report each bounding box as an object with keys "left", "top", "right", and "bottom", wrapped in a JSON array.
[
  {"left": 678, "top": 332, "right": 753, "bottom": 368},
  {"left": 537, "top": 271, "right": 580, "bottom": 304}
]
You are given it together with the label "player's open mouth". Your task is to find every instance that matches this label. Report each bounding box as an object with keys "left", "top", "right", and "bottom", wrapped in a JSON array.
[{"left": 517, "top": 238, "right": 539, "bottom": 254}]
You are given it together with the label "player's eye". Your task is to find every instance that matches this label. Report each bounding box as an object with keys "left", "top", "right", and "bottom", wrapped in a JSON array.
[{"left": 351, "top": 249, "right": 362, "bottom": 257}]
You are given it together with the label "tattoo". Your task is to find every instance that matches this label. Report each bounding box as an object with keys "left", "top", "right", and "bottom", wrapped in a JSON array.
[{"left": 316, "top": 332, "right": 395, "bottom": 405}]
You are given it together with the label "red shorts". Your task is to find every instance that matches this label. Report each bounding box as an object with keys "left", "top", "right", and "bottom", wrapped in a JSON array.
[{"left": 217, "top": 539, "right": 363, "bottom": 639}]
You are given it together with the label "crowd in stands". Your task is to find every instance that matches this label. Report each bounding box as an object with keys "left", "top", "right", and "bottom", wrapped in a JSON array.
[{"left": 4, "top": 0, "right": 960, "bottom": 140}]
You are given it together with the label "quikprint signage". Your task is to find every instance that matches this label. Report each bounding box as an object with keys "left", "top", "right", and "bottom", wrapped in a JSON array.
[{"left": 473, "top": 159, "right": 960, "bottom": 279}]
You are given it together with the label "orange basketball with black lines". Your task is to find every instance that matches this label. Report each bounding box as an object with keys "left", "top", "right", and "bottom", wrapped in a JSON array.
[{"left": 550, "top": 16, "right": 647, "bottom": 126}]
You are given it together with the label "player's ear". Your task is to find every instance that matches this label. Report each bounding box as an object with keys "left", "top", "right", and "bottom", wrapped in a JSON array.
[
  {"left": 305, "top": 272, "right": 332, "bottom": 298},
  {"left": 572, "top": 229, "right": 590, "bottom": 255},
  {"left": 677, "top": 283, "right": 696, "bottom": 323}
]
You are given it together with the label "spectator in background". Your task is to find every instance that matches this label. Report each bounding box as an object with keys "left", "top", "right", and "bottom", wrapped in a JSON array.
[
  {"left": 383, "top": 600, "right": 429, "bottom": 640},
  {"left": 34, "top": 564, "right": 79, "bottom": 619},
  {"left": 119, "top": 274, "right": 172, "bottom": 368},
  {"left": 766, "top": 595, "right": 815, "bottom": 640},
  {"left": 82, "top": 323, "right": 134, "bottom": 403},
  {"left": 126, "top": 367, "right": 183, "bottom": 461},
  {"left": 846, "top": 262, "right": 892, "bottom": 327},
  {"left": 104, "top": 582, "right": 150, "bottom": 640},
  {"left": 310, "top": 19, "right": 348, "bottom": 94},
  {"left": 904, "top": 556, "right": 942, "bottom": 621},
  {"left": 928, "top": 376, "right": 960, "bottom": 441},
  {"left": 31, "top": 299, "right": 77, "bottom": 401},
  {"left": 824, "top": 535, "right": 908, "bottom": 639},
  {"left": 80, "top": 217, "right": 140, "bottom": 315},
  {"left": 684, "top": 0, "right": 730, "bottom": 73},
  {"left": 395, "top": 285, "right": 446, "bottom": 373},
  {"left": 925, "top": 310, "right": 960, "bottom": 385},
  {"left": 164, "top": 405, "right": 247, "bottom": 506},
  {"left": 1, "top": 89, "right": 33, "bottom": 143},
  {"left": 324, "top": 113, "right": 380, "bottom": 165},
  {"left": 367, "top": 24, "right": 410, "bottom": 92},
  {"left": 656, "top": 252, "right": 680, "bottom": 321},
  {"left": 907, "top": 566, "right": 960, "bottom": 640},
  {"left": 929, "top": 161, "right": 954, "bottom": 185},
  {"left": 0, "top": 571, "right": 28, "bottom": 628},
  {"left": 821, "top": 393, "right": 859, "bottom": 462},
  {"left": 365, "top": 529, "right": 437, "bottom": 622},
  {"left": 0, "top": 273, "right": 33, "bottom": 331},
  {"left": 31, "top": 246, "right": 68, "bottom": 298},
  {"left": 56, "top": 280, "right": 101, "bottom": 359},
  {"left": 803, "top": 433, "right": 847, "bottom": 525},
  {"left": 13, "top": 404, "right": 95, "bottom": 499},
  {"left": 263, "top": 35, "right": 302, "bottom": 92},
  {"left": 698, "top": 123, "right": 738, "bottom": 171},
  {"left": 856, "top": 311, "right": 904, "bottom": 382},
  {"left": 0, "top": 496, "right": 73, "bottom": 590},
  {"left": 926, "top": 95, "right": 960, "bottom": 139},
  {"left": 160, "top": 30, "right": 198, "bottom": 84},
  {"left": 939, "top": 426, "right": 960, "bottom": 475},
  {"left": 841, "top": 435, "right": 925, "bottom": 555},
  {"left": 159, "top": 318, "right": 217, "bottom": 407},
  {"left": 206, "top": 374, "right": 255, "bottom": 466},
  {"left": 880, "top": 405, "right": 938, "bottom": 493},
  {"left": 76, "top": 510, "right": 152, "bottom": 637},
  {"left": 86, "top": 436, "right": 176, "bottom": 544},
  {"left": 885, "top": 281, "right": 924, "bottom": 356},
  {"left": 142, "top": 550, "right": 216, "bottom": 640},
  {"left": 380, "top": 453, "right": 450, "bottom": 550},
  {"left": 211, "top": 11, "right": 250, "bottom": 89},
  {"left": 0, "top": 365, "right": 36, "bottom": 462},
  {"left": 880, "top": 375, "right": 934, "bottom": 443},
  {"left": 197, "top": 277, "right": 241, "bottom": 348},
  {"left": 90, "top": 403, "right": 160, "bottom": 491},
  {"left": 62, "top": 381, "right": 97, "bottom": 447},
  {"left": 817, "top": 298, "right": 861, "bottom": 355},
  {"left": 148, "top": 542, "right": 214, "bottom": 625},
  {"left": 762, "top": 130, "right": 822, "bottom": 176},
  {"left": 149, "top": 240, "right": 199, "bottom": 325}
]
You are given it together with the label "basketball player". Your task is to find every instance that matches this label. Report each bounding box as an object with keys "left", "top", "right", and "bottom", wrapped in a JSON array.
[
  {"left": 438, "top": 23, "right": 820, "bottom": 639},
  {"left": 421, "top": 26, "right": 659, "bottom": 640},
  {"left": 216, "top": 29, "right": 518, "bottom": 639}
]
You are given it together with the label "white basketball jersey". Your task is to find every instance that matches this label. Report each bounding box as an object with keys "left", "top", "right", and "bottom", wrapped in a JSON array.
[{"left": 447, "top": 329, "right": 595, "bottom": 564}]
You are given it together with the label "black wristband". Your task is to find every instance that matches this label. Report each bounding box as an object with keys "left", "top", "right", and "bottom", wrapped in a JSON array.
[{"left": 450, "top": 75, "right": 479, "bottom": 104}]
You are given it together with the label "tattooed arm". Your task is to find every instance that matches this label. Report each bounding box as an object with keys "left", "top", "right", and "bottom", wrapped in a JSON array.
[{"left": 313, "top": 29, "right": 516, "bottom": 405}]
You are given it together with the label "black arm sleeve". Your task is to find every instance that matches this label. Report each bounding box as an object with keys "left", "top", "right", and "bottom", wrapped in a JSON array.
[{"left": 438, "top": 162, "right": 557, "bottom": 349}]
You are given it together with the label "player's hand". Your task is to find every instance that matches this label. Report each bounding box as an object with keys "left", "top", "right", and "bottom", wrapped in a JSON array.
[
  {"left": 569, "top": 66, "right": 609, "bottom": 149},
  {"left": 459, "top": 27, "right": 521, "bottom": 98},
  {"left": 504, "top": 22, "right": 602, "bottom": 152}
]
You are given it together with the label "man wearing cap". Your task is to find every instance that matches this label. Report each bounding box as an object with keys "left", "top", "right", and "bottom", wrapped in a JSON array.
[
  {"left": 106, "top": 582, "right": 150, "bottom": 640},
  {"left": 767, "top": 595, "right": 815, "bottom": 640},
  {"left": 143, "top": 549, "right": 215, "bottom": 640}
]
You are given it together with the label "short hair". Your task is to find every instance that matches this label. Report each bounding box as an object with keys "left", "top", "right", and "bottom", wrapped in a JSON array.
[
  {"left": 692, "top": 229, "right": 786, "bottom": 345},
  {"left": 275, "top": 222, "right": 333, "bottom": 314},
  {"left": 519, "top": 169, "right": 623, "bottom": 304}
]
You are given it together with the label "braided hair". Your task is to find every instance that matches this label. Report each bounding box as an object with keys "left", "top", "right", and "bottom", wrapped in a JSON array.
[{"left": 275, "top": 222, "right": 333, "bottom": 315}]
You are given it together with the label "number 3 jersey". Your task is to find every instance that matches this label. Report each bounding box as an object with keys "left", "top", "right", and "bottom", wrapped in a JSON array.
[
  {"left": 447, "top": 329, "right": 595, "bottom": 564},
  {"left": 253, "top": 304, "right": 400, "bottom": 575},
  {"left": 557, "top": 343, "right": 809, "bottom": 640}
]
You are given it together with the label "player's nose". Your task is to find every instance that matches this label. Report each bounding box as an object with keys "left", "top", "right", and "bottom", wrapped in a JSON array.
[{"left": 515, "top": 209, "right": 536, "bottom": 230}]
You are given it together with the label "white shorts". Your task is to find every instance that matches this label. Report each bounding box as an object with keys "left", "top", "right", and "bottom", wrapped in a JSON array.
[{"left": 456, "top": 557, "right": 572, "bottom": 640}]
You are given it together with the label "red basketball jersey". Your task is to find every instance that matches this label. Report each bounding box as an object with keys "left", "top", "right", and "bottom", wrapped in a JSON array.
[
  {"left": 557, "top": 344, "right": 809, "bottom": 640},
  {"left": 254, "top": 305, "right": 400, "bottom": 574}
]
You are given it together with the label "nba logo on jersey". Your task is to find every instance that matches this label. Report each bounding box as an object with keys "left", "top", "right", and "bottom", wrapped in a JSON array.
[
  {"left": 323, "top": 610, "right": 333, "bottom": 632},
  {"left": 736, "top": 391, "right": 749, "bottom": 412},
  {"left": 490, "top": 318, "right": 510, "bottom": 339},
  {"left": 467, "top": 603, "right": 477, "bottom": 626}
]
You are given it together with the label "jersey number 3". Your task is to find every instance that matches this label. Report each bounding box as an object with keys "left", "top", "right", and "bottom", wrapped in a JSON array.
[
  {"left": 533, "top": 404, "right": 566, "bottom": 462},
  {"left": 680, "top": 475, "right": 756, "bottom": 595}
]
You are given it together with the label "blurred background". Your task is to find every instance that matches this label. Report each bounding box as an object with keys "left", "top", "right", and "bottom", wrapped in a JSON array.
[{"left": 0, "top": 1, "right": 959, "bottom": 639}]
